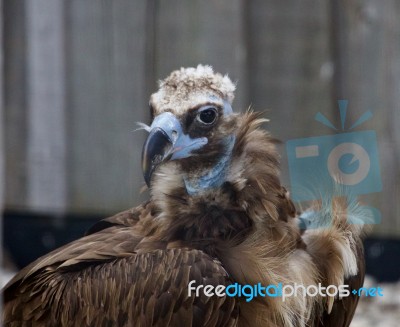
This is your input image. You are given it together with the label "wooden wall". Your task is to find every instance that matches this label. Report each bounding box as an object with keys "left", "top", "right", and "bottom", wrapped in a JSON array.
[
  {"left": 3, "top": 0, "right": 400, "bottom": 236},
  {"left": 330, "top": 0, "right": 400, "bottom": 236}
]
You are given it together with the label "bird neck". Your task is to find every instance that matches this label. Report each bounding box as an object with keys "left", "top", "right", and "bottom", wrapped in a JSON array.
[
  {"left": 183, "top": 135, "right": 236, "bottom": 195},
  {"left": 149, "top": 112, "right": 294, "bottom": 242}
]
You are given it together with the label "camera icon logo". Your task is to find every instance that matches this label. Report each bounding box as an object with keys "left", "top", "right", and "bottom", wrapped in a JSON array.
[
  {"left": 327, "top": 142, "right": 370, "bottom": 186},
  {"left": 286, "top": 101, "right": 382, "bottom": 224}
]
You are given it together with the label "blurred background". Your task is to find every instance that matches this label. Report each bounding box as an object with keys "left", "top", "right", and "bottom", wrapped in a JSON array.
[{"left": 1, "top": 0, "right": 399, "bottom": 325}]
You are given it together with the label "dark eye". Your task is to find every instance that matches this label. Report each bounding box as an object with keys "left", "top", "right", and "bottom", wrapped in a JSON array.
[{"left": 196, "top": 107, "right": 218, "bottom": 125}]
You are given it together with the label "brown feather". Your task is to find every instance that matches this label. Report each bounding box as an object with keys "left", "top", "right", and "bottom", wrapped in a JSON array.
[{"left": 2, "top": 67, "right": 368, "bottom": 327}]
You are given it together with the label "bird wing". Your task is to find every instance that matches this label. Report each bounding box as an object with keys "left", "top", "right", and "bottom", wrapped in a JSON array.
[
  {"left": 84, "top": 201, "right": 150, "bottom": 235},
  {"left": 3, "top": 203, "right": 150, "bottom": 293},
  {"left": 3, "top": 207, "right": 238, "bottom": 327},
  {"left": 315, "top": 238, "right": 365, "bottom": 327}
]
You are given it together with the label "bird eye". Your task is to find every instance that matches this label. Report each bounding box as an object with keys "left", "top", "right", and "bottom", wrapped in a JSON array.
[{"left": 196, "top": 107, "right": 218, "bottom": 125}]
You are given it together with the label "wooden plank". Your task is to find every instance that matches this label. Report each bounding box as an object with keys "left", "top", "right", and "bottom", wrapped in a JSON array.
[
  {"left": 66, "top": 0, "right": 149, "bottom": 214},
  {"left": 25, "top": 0, "right": 67, "bottom": 213},
  {"left": 246, "top": 0, "right": 334, "bottom": 189},
  {"left": 154, "top": 0, "right": 248, "bottom": 111},
  {"left": 246, "top": 0, "right": 334, "bottom": 140},
  {"left": 3, "top": 0, "right": 29, "bottom": 210},
  {"left": 331, "top": 0, "right": 400, "bottom": 236}
]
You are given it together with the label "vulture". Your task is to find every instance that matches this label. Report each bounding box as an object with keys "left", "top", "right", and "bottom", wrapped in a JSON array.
[{"left": 3, "top": 65, "right": 368, "bottom": 327}]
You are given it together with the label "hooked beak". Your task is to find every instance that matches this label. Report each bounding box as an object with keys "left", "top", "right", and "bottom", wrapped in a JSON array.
[
  {"left": 141, "top": 127, "right": 173, "bottom": 187},
  {"left": 141, "top": 112, "right": 208, "bottom": 187}
]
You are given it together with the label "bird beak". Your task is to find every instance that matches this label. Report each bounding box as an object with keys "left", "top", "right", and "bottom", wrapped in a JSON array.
[
  {"left": 142, "top": 127, "right": 173, "bottom": 187},
  {"left": 141, "top": 112, "right": 208, "bottom": 187}
]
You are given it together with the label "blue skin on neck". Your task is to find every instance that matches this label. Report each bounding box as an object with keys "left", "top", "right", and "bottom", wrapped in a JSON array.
[
  {"left": 148, "top": 97, "right": 235, "bottom": 195},
  {"left": 183, "top": 135, "right": 235, "bottom": 195},
  {"left": 183, "top": 99, "right": 235, "bottom": 195}
]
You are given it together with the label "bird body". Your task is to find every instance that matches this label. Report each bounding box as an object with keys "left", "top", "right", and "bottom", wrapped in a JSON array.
[{"left": 3, "top": 65, "right": 367, "bottom": 327}]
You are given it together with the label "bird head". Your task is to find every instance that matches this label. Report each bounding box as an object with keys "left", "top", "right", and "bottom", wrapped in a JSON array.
[{"left": 142, "top": 65, "right": 239, "bottom": 195}]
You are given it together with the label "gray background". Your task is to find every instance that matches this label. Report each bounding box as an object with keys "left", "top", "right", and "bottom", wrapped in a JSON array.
[{"left": 2, "top": 0, "right": 399, "bottom": 237}]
